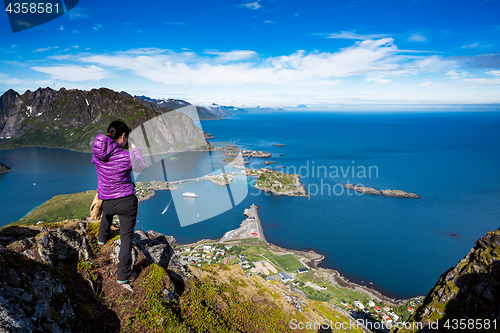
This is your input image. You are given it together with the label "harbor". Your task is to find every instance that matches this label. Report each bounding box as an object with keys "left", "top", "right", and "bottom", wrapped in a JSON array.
[{"left": 220, "top": 204, "right": 267, "bottom": 243}]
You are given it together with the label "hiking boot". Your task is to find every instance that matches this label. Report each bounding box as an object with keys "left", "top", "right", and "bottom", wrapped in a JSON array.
[{"left": 117, "top": 271, "right": 138, "bottom": 284}]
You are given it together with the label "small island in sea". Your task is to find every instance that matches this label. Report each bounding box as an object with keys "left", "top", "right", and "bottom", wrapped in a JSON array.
[
  {"left": 344, "top": 184, "right": 420, "bottom": 198},
  {"left": 249, "top": 169, "right": 309, "bottom": 198}
]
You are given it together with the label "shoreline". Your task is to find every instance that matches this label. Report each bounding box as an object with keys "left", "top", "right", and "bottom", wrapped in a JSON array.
[
  {"left": 265, "top": 242, "right": 424, "bottom": 306},
  {"left": 4, "top": 145, "right": 424, "bottom": 302},
  {"left": 136, "top": 184, "right": 422, "bottom": 303},
  {"left": 0, "top": 144, "right": 217, "bottom": 154}
]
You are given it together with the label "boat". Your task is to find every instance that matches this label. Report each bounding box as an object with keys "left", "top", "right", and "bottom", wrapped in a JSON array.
[{"left": 182, "top": 192, "right": 198, "bottom": 198}]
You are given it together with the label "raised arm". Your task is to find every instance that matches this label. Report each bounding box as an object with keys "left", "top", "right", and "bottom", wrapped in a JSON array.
[{"left": 129, "top": 143, "right": 147, "bottom": 172}]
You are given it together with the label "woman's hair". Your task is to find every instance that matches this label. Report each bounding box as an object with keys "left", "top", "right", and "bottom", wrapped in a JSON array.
[{"left": 107, "top": 120, "right": 131, "bottom": 140}]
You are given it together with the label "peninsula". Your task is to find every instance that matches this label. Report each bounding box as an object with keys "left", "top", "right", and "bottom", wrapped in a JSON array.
[
  {"left": 222, "top": 149, "right": 272, "bottom": 158},
  {"left": 0, "top": 162, "right": 11, "bottom": 173}
]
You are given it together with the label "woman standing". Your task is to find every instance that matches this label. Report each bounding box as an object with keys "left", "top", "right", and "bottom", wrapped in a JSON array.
[{"left": 92, "top": 120, "right": 146, "bottom": 284}]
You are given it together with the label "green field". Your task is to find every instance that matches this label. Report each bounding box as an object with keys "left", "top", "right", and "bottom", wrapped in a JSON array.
[
  {"left": 6, "top": 190, "right": 96, "bottom": 227},
  {"left": 271, "top": 254, "right": 305, "bottom": 272}
]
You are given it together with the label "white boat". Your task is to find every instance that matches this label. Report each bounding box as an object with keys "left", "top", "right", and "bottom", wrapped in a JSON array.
[{"left": 182, "top": 192, "right": 198, "bottom": 198}]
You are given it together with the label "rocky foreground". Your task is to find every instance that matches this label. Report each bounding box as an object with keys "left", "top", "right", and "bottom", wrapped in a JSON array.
[
  {"left": 0, "top": 220, "right": 358, "bottom": 333},
  {"left": 343, "top": 184, "right": 420, "bottom": 198},
  {"left": 401, "top": 228, "right": 500, "bottom": 332}
]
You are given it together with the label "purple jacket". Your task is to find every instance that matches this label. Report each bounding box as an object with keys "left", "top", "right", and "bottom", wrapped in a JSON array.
[{"left": 92, "top": 134, "right": 147, "bottom": 200}]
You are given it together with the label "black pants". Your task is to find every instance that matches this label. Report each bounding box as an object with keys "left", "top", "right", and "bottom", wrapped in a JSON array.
[{"left": 98, "top": 194, "right": 138, "bottom": 281}]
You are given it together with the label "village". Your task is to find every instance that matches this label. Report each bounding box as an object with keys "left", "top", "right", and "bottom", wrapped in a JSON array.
[{"left": 169, "top": 204, "right": 420, "bottom": 332}]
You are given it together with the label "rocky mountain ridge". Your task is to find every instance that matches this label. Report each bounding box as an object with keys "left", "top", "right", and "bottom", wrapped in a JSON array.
[
  {"left": 401, "top": 228, "right": 500, "bottom": 332},
  {"left": 137, "top": 95, "right": 248, "bottom": 120},
  {"left": 0, "top": 87, "right": 211, "bottom": 152}
]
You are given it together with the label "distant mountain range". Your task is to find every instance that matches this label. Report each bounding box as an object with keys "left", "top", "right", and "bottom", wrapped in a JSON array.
[
  {"left": 0, "top": 87, "right": 221, "bottom": 152},
  {"left": 137, "top": 95, "right": 248, "bottom": 120}
]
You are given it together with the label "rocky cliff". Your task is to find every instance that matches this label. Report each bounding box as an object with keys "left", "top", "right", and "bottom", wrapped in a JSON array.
[
  {"left": 0, "top": 88, "right": 211, "bottom": 152},
  {"left": 0, "top": 214, "right": 362, "bottom": 333},
  {"left": 401, "top": 229, "right": 500, "bottom": 332}
]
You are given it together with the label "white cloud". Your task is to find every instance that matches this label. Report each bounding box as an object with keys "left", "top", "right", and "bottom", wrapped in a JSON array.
[
  {"left": 462, "top": 42, "right": 479, "bottom": 49},
  {"left": 49, "top": 55, "right": 71, "bottom": 60},
  {"left": 33, "top": 46, "right": 59, "bottom": 53},
  {"left": 321, "top": 31, "right": 392, "bottom": 40},
  {"left": 69, "top": 11, "right": 88, "bottom": 20},
  {"left": 461, "top": 78, "right": 500, "bottom": 86},
  {"left": 408, "top": 34, "right": 426, "bottom": 42},
  {"left": 446, "top": 70, "right": 469, "bottom": 79},
  {"left": 0, "top": 73, "right": 23, "bottom": 85},
  {"left": 366, "top": 77, "right": 391, "bottom": 84},
  {"left": 203, "top": 50, "right": 258, "bottom": 62},
  {"left": 63, "top": 45, "right": 79, "bottom": 52},
  {"left": 31, "top": 65, "right": 112, "bottom": 81},
  {"left": 74, "top": 38, "right": 446, "bottom": 87},
  {"left": 486, "top": 70, "right": 500, "bottom": 76},
  {"left": 420, "top": 81, "right": 432, "bottom": 87},
  {"left": 461, "top": 70, "right": 500, "bottom": 85},
  {"left": 264, "top": 20, "right": 274, "bottom": 23},
  {"left": 240, "top": 1, "right": 261, "bottom": 10},
  {"left": 412, "top": 56, "right": 456, "bottom": 72},
  {"left": 93, "top": 24, "right": 103, "bottom": 31}
]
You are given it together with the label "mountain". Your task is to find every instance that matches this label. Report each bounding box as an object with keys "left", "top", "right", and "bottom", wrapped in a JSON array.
[
  {"left": 0, "top": 190, "right": 362, "bottom": 333},
  {"left": 402, "top": 229, "right": 500, "bottom": 332},
  {"left": 0, "top": 88, "right": 211, "bottom": 152},
  {"left": 209, "top": 103, "right": 248, "bottom": 114},
  {"left": 136, "top": 95, "right": 191, "bottom": 110},
  {"left": 0, "top": 161, "right": 11, "bottom": 173},
  {"left": 137, "top": 96, "right": 248, "bottom": 120},
  {"left": 244, "top": 107, "right": 284, "bottom": 113}
]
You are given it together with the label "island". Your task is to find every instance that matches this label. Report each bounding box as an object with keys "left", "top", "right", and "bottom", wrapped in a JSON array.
[
  {"left": 380, "top": 189, "right": 420, "bottom": 198},
  {"left": 343, "top": 184, "right": 381, "bottom": 195},
  {"left": 204, "top": 172, "right": 236, "bottom": 186},
  {"left": 204, "top": 132, "right": 216, "bottom": 140},
  {"left": 249, "top": 168, "right": 309, "bottom": 198},
  {"left": 272, "top": 144, "right": 286, "bottom": 147},
  {"left": 223, "top": 156, "right": 248, "bottom": 166},
  {"left": 241, "top": 150, "right": 271, "bottom": 158},
  {"left": 135, "top": 181, "right": 178, "bottom": 202},
  {"left": 344, "top": 184, "right": 420, "bottom": 198}
]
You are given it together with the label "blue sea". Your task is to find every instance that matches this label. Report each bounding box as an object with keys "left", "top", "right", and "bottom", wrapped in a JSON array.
[{"left": 1, "top": 111, "right": 499, "bottom": 299}]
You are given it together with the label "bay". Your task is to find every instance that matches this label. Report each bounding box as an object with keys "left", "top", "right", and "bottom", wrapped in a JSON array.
[{"left": 1, "top": 111, "right": 499, "bottom": 298}]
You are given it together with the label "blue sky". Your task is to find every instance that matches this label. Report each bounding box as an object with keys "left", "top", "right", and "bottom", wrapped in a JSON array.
[{"left": 1, "top": 0, "right": 500, "bottom": 108}]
